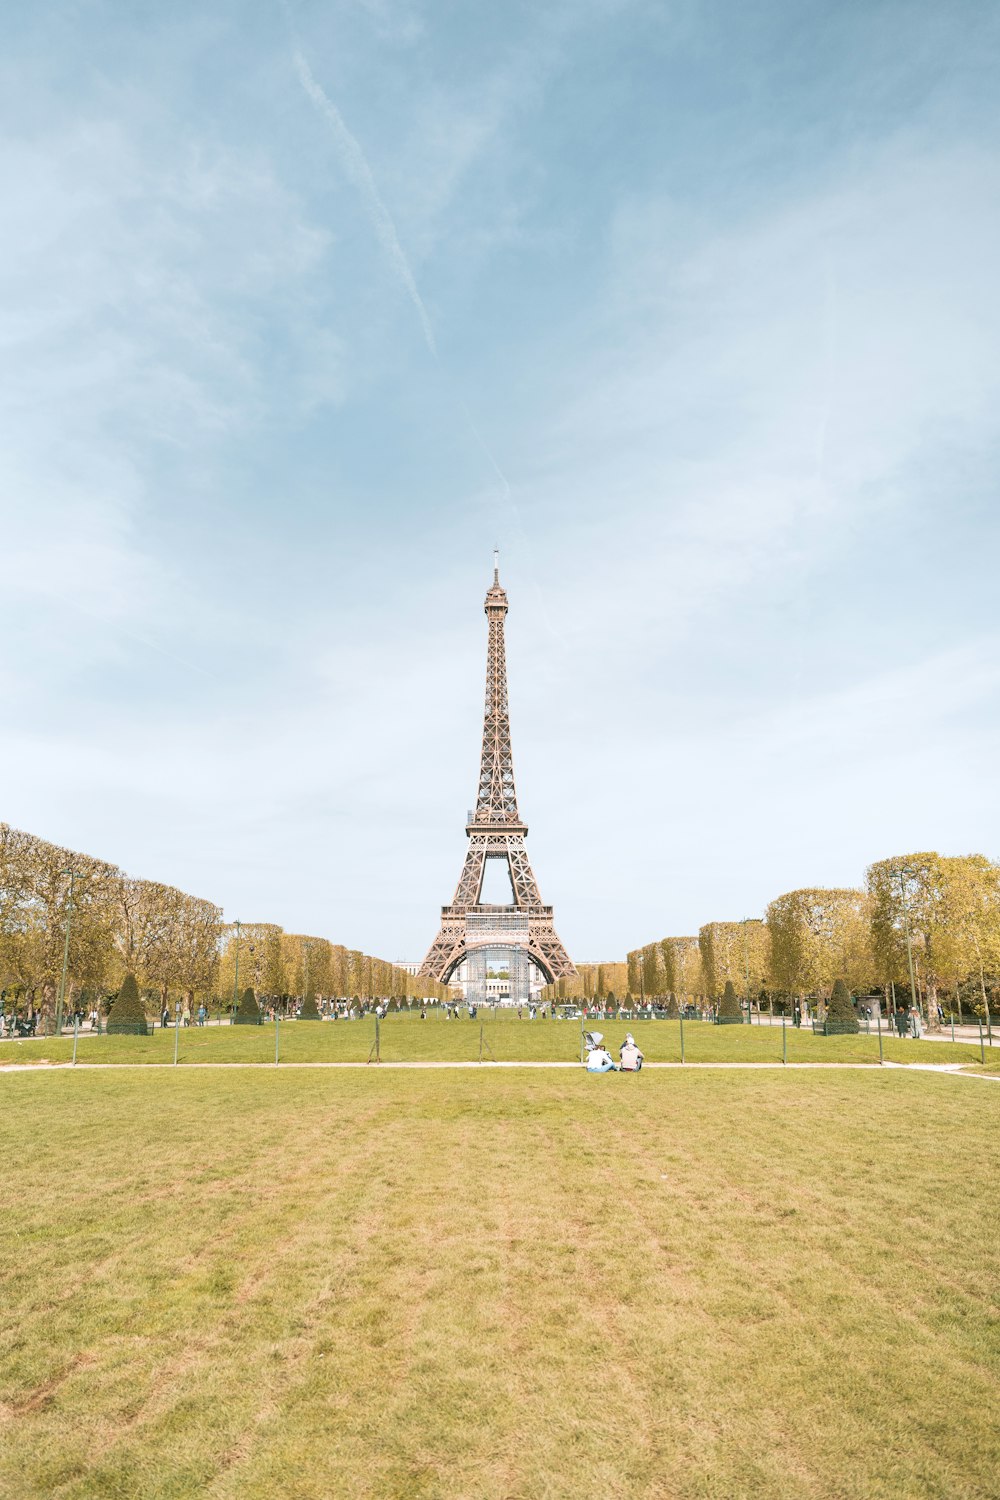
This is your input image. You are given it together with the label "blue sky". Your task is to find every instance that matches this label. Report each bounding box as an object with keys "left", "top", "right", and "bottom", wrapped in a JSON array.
[{"left": 3, "top": 0, "right": 999, "bottom": 961}]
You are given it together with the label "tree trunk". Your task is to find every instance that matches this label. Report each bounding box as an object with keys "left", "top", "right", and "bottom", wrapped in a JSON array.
[{"left": 925, "top": 978, "right": 941, "bottom": 1031}]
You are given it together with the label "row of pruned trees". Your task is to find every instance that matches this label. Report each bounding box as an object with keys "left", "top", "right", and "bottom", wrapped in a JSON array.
[
  {"left": 216, "top": 924, "right": 445, "bottom": 1008},
  {"left": 624, "top": 851, "right": 1000, "bottom": 1030},
  {"left": 540, "top": 961, "right": 629, "bottom": 1003},
  {"left": 0, "top": 823, "right": 447, "bottom": 1022}
]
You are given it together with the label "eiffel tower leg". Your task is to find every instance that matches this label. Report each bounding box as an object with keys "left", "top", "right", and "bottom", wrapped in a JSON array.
[
  {"left": 503, "top": 836, "right": 543, "bottom": 908},
  {"left": 452, "top": 837, "right": 487, "bottom": 906},
  {"left": 418, "top": 923, "right": 465, "bottom": 982}
]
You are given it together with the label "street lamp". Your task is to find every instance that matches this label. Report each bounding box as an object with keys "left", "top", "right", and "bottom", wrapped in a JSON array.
[
  {"left": 742, "top": 919, "right": 753, "bottom": 1025},
  {"left": 232, "top": 919, "right": 241, "bottom": 1014},
  {"left": 55, "top": 868, "right": 84, "bottom": 1035},
  {"left": 897, "top": 870, "right": 920, "bottom": 1018},
  {"left": 303, "top": 940, "right": 313, "bottom": 1012}
]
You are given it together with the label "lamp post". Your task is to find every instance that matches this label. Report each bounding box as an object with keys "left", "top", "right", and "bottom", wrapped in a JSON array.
[
  {"left": 303, "top": 940, "right": 313, "bottom": 1014},
  {"left": 897, "top": 870, "right": 919, "bottom": 1018},
  {"left": 742, "top": 919, "right": 753, "bottom": 1025},
  {"left": 55, "top": 868, "right": 83, "bottom": 1036},
  {"left": 232, "top": 919, "right": 241, "bottom": 1016}
]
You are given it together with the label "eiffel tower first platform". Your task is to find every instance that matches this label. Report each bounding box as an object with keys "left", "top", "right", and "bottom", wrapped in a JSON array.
[{"left": 418, "top": 559, "right": 575, "bottom": 1004}]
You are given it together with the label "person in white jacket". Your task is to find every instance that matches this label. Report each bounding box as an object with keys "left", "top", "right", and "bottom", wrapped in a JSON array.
[
  {"left": 619, "top": 1034, "right": 644, "bottom": 1071},
  {"left": 586, "top": 1043, "right": 617, "bottom": 1073}
]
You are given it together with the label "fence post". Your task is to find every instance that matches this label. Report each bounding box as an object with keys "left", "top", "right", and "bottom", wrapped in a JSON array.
[
  {"left": 479, "top": 1021, "right": 484, "bottom": 1064},
  {"left": 679, "top": 1012, "right": 685, "bottom": 1065},
  {"left": 782, "top": 1015, "right": 787, "bottom": 1066},
  {"left": 877, "top": 1010, "right": 883, "bottom": 1066},
  {"left": 275, "top": 1013, "right": 280, "bottom": 1068},
  {"left": 174, "top": 1008, "right": 180, "bottom": 1067},
  {"left": 979, "top": 1019, "right": 985, "bottom": 1065},
  {"left": 951, "top": 1014, "right": 955, "bottom": 1043},
  {"left": 72, "top": 1014, "right": 79, "bottom": 1067}
]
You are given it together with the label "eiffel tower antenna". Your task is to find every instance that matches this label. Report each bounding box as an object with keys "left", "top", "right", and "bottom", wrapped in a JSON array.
[{"left": 418, "top": 565, "right": 575, "bottom": 1002}]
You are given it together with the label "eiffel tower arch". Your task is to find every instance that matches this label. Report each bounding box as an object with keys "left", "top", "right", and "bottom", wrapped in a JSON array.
[{"left": 419, "top": 560, "right": 575, "bottom": 1002}]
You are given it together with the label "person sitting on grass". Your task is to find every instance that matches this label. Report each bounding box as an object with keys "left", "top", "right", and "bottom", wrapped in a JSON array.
[
  {"left": 586, "top": 1041, "right": 617, "bottom": 1073},
  {"left": 619, "top": 1034, "right": 644, "bottom": 1071}
]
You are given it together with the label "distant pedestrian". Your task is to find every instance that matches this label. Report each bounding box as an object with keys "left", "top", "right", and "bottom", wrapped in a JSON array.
[{"left": 197, "top": 1003, "right": 206, "bottom": 1026}]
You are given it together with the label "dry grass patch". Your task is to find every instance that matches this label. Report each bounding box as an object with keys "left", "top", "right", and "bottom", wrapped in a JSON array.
[{"left": 0, "top": 1069, "right": 997, "bottom": 1499}]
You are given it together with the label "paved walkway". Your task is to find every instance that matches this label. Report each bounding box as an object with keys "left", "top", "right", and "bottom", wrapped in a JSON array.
[{"left": 3, "top": 1059, "right": 997, "bottom": 1080}]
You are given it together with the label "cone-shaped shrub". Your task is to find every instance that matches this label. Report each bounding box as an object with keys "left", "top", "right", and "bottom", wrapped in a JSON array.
[
  {"left": 717, "top": 980, "right": 743, "bottom": 1023},
  {"left": 825, "top": 978, "right": 859, "bottom": 1034},
  {"left": 665, "top": 991, "right": 679, "bottom": 1019},
  {"left": 107, "top": 972, "right": 149, "bottom": 1035},
  {"left": 234, "top": 986, "right": 262, "bottom": 1026},
  {"left": 299, "top": 991, "right": 321, "bottom": 1020}
]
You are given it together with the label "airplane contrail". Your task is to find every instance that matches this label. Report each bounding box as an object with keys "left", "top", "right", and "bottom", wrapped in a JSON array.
[
  {"left": 291, "top": 46, "right": 438, "bottom": 358},
  {"left": 288, "top": 38, "right": 518, "bottom": 507},
  {"left": 282, "top": 16, "right": 563, "bottom": 634}
]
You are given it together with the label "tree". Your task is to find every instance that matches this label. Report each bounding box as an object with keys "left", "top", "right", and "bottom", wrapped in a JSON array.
[
  {"left": 825, "top": 978, "right": 859, "bottom": 1034},
  {"left": 867, "top": 853, "right": 972, "bottom": 1031},
  {"left": 107, "top": 972, "right": 149, "bottom": 1035},
  {"left": 660, "top": 937, "right": 703, "bottom": 1005},
  {"left": 641, "top": 943, "right": 663, "bottom": 997},
  {"left": 718, "top": 979, "right": 742, "bottom": 1022},
  {"left": 920, "top": 856, "right": 1000, "bottom": 1022},
  {"left": 767, "top": 889, "right": 874, "bottom": 1017},
  {"left": 0, "top": 825, "right": 118, "bottom": 1023},
  {"left": 699, "top": 921, "right": 769, "bottom": 1007},
  {"left": 299, "top": 991, "right": 321, "bottom": 1020},
  {"left": 234, "top": 986, "right": 261, "bottom": 1026}
]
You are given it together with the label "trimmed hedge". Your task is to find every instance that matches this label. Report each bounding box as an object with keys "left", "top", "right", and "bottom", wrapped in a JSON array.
[
  {"left": 299, "top": 992, "right": 321, "bottom": 1020},
  {"left": 107, "top": 972, "right": 149, "bottom": 1036},
  {"left": 824, "top": 979, "right": 859, "bottom": 1034},
  {"left": 233, "top": 986, "right": 262, "bottom": 1027},
  {"left": 716, "top": 979, "right": 744, "bottom": 1024}
]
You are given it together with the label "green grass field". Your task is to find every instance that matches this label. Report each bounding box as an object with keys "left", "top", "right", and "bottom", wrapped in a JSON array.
[
  {"left": 0, "top": 1010, "right": 991, "bottom": 1069},
  {"left": 1, "top": 1067, "right": 998, "bottom": 1499}
]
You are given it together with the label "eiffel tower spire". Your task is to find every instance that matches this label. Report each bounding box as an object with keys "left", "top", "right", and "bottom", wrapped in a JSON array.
[
  {"left": 419, "top": 562, "right": 575, "bottom": 996},
  {"left": 476, "top": 556, "right": 520, "bottom": 825}
]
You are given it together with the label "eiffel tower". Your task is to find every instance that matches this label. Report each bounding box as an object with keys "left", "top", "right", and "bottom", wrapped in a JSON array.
[{"left": 418, "top": 558, "right": 575, "bottom": 1000}]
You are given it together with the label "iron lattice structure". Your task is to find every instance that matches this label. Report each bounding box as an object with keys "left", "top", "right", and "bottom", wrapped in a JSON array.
[{"left": 419, "top": 564, "right": 575, "bottom": 989}]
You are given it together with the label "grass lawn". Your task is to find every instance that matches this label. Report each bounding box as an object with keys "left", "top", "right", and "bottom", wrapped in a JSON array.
[
  {"left": 1, "top": 1069, "right": 998, "bottom": 1499},
  {"left": 0, "top": 1011, "right": 990, "bottom": 1069}
]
